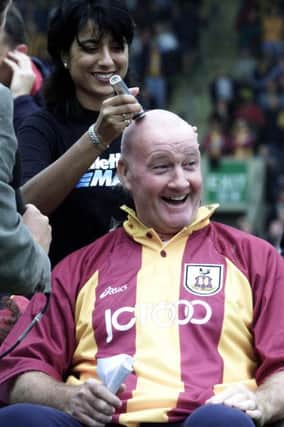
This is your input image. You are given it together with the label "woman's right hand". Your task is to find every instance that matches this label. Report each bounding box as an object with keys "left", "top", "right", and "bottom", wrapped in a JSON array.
[{"left": 93, "top": 87, "right": 143, "bottom": 147}]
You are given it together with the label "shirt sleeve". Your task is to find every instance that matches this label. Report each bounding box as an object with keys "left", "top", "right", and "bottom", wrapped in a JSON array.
[
  {"left": 0, "top": 84, "right": 51, "bottom": 294},
  {"left": 252, "top": 242, "right": 284, "bottom": 383},
  {"left": 13, "top": 94, "right": 41, "bottom": 133},
  {"left": 17, "top": 109, "right": 59, "bottom": 184}
]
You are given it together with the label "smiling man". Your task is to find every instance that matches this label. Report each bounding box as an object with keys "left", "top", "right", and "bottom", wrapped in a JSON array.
[
  {"left": 0, "top": 110, "right": 284, "bottom": 427},
  {"left": 118, "top": 109, "right": 202, "bottom": 240}
]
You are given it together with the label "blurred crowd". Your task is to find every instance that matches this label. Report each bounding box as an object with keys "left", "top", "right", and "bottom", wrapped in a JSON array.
[
  {"left": 13, "top": 0, "right": 205, "bottom": 109},
  {"left": 202, "top": 0, "right": 284, "bottom": 249}
]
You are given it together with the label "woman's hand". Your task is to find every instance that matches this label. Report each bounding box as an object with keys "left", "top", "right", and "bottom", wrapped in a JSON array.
[{"left": 94, "top": 87, "right": 143, "bottom": 146}]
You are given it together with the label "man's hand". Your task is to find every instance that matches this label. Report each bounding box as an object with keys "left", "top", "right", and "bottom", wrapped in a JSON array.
[
  {"left": 66, "top": 379, "right": 122, "bottom": 427},
  {"left": 206, "top": 384, "right": 263, "bottom": 425},
  {"left": 4, "top": 50, "right": 35, "bottom": 98},
  {"left": 22, "top": 204, "right": 51, "bottom": 254}
]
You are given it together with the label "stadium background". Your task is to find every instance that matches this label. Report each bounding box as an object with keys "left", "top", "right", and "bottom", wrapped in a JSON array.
[{"left": 13, "top": 0, "right": 284, "bottom": 250}]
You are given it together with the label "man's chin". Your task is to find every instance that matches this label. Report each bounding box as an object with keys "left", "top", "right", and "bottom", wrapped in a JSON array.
[{"left": 157, "top": 221, "right": 190, "bottom": 238}]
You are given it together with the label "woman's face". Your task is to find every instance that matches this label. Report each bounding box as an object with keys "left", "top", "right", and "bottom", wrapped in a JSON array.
[{"left": 68, "top": 22, "right": 129, "bottom": 110}]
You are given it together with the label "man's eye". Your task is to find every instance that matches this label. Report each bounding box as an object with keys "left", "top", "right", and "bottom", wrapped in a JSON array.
[
  {"left": 153, "top": 164, "right": 169, "bottom": 171},
  {"left": 183, "top": 161, "right": 197, "bottom": 169}
]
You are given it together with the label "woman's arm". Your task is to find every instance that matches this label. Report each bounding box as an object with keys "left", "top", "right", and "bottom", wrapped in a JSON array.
[{"left": 21, "top": 89, "right": 141, "bottom": 215}]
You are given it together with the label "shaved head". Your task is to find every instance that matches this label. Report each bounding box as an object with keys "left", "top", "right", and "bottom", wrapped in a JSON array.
[{"left": 121, "top": 109, "right": 198, "bottom": 161}]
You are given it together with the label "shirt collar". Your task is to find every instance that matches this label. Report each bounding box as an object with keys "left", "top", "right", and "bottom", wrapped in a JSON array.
[{"left": 120, "top": 204, "right": 219, "bottom": 247}]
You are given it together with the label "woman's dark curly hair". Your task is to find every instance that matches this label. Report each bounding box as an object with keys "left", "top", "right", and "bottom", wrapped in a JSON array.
[{"left": 44, "top": 0, "right": 135, "bottom": 120}]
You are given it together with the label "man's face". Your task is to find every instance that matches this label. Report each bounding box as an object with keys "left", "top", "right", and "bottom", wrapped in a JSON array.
[{"left": 120, "top": 121, "right": 202, "bottom": 240}]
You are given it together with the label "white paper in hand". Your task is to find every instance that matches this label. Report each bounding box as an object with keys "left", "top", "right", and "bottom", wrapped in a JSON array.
[{"left": 97, "top": 354, "right": 133, "bottom": 393}]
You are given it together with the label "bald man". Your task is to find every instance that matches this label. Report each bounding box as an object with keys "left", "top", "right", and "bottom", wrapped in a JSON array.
[{"left": 0, "top": 110, "right": 284, "bottom": 427}]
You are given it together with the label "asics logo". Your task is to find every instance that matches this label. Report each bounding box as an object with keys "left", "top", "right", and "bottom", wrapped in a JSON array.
[{"left": 100, "top": 285, "right": 128, "bottom": 299}]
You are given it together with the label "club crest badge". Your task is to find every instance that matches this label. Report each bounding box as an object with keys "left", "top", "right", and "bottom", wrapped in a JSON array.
[{"left": 184, "top": 264, "right": 223, "bottom": 296}]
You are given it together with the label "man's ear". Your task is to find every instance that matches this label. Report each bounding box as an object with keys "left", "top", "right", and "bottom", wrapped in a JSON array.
[{"left": 117, "top": 158, "right": 132, "bottom": 191}]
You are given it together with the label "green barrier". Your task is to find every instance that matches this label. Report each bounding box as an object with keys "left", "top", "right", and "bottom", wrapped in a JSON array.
[
  {"left": 205, "top": 160, "right": 248, "bottom": 206},
  {"left": 201, "top": 156, "right": 266, "bottom": 234}
]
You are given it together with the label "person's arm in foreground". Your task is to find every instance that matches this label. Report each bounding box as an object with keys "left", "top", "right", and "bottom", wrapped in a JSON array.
[
  {"left": 206, "top": 371, "right": 284, "bottom": 426},
  {"left": 0, "top": 84, "right": 51, "bottom": 294},
  {"left": 21, "top": 89, "right": 141, "bottom": 215},
  {"left": 9, "top": 371, "right": 122, "bottom": 427}
]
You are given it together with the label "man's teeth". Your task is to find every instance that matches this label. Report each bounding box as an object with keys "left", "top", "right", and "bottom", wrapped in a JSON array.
[{"left": 167, "top": 195, "right": 187, "bottom": 201}]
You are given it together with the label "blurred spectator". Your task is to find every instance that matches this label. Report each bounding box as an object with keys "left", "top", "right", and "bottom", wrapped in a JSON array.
[
  {"left": 230, "top": 118, "right": 256, "bottom": 159},
  {"left": 211, "top": 99, "right": 233, "bottom": 131},
  {"left": 233, "top": 86, "right": 266, "bottom": 144},
  {"left": 258, "top": 79, "right": 281, "bottom": 111},
  {"left": 232, "top": 47, "right": 257, "bottom": 85},
  {"left": 278, "top": 72, "right": 284, "bottom": 108},
  {"left": 236, "top": 215, "right": 254, "bottom": 234},
  {"left": 261, "top": 6, "right": 284, "bottom": 59},
  {"left": 155, "top": 21, "right": 180, "bottom": 77},
  {"left": 235, "top": 1, "right": 261, "bottom": 55},
  {"left": 209, "top": 68, "right": 237, "bottom": 104},
  {"left": 144, "top": 38, "right": 167, "bottom": 109},
  {"left": 266, "top": 186, "right": 284, "bottom": 251},
  {"left": 173, "top": 1, "right": 202, "bottom": 74},
  {"left": 251, "top": 55, "right": 275, "bottom": 95},
  {"left": 201, "top": 115, "right": 231, "bottom": 167},
  {"left": 0, "top": 4, "right": 50, "bottom": 130},
  {"left": 209, "top": 68, "right": 238, "bottom": 117},
  {"left": 267, "top": 217, "right": 284, "bottom": 251}
]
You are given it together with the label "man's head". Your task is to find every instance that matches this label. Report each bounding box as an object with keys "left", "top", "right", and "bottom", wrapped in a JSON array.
[
  {"left": 118, "top": 109, "right": 202, "bottom": 240},
  {"left": 0, "top": 4, "right": 27, "bottom": 86}
]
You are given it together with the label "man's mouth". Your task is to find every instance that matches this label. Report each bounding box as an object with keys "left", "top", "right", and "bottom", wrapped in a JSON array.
[{"left": 162, "top": 195, "right": 188, "bottom": 205}]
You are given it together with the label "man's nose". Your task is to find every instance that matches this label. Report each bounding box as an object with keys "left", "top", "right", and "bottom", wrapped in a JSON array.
[{"left": 168, "top": 166, "right": 190, "bottom": 189}]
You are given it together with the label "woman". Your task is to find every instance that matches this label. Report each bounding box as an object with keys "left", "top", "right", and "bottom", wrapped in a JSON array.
[{"left": 18, "top": 0, "right": 142, "bottom": 265}]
